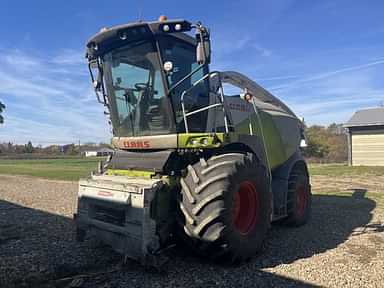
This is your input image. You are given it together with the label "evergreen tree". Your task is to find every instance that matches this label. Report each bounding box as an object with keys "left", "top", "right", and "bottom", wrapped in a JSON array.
[{"left": 24, "top": 141, "right": 34, "bottom": 153}]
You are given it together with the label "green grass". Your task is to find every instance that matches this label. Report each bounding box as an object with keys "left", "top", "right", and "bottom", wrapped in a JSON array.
[
  {"left": 0, "top": 157, "right": 103, "bottom": 181},
  {"left": 309, "top": 164, "right": 384, "bottom": 208},
  {"left": 2, "top": 157, "right": 384, "bottom": 182},
  {"left": 309, "top": 163, "right": 384, "bottom": 177}
]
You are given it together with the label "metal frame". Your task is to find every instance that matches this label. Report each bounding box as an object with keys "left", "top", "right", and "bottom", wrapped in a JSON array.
[{"left": 180, "top": 71, "right": 230, "bottom": 133}]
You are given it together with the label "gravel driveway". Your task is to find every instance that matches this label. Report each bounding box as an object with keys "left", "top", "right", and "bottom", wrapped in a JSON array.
[{"left": 0, "top": 174, "right": 383, "bottom": 288}]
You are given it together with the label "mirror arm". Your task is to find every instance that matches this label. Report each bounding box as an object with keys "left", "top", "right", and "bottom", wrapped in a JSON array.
[
  {"left": 88, "top": 62, "right": 95, "bottom": 83},
  {"left": 88, "top": 62, "right": 104, "bottom": 104},
  {"left": 88, "top": 57, "right": 109, "bottom": 106},
  {"left": 96, "top": 58, "right": 108, "bottom": 106}
]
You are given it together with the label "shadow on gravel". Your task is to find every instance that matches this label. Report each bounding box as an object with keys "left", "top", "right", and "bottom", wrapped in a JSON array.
[
  {"left": 0, "top": 200, "right": 120, "bottom": 288},
  {"left": 0, "top": 192, "right": 376, "bottom": 288},
  {"left": 258, "top": 194, "right": 376, "bottom": 269}
]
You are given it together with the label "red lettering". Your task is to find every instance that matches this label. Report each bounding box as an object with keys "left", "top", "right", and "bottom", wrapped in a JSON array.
[
  {"left": 121, "top": 140, "right": 151, "bottom": 148},
  {"left": 98, "top": 190, "right": 113, "bottom": 197}
]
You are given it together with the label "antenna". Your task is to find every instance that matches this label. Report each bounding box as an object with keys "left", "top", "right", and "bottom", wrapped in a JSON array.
[{"left": 138, "top": 0, "right": 144, "bottom": 21}]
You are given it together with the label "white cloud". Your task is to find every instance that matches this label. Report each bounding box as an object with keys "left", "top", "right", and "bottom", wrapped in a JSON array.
[
  {"left": 255, "top": 75, "right": 299, "bottom": 82},
  {"left": 2, "top": 50, "right": 41, "bottom": 68},
  {"left": 51, "top": 49, "right": 86, "bottom": 65},
  {"left": 213, "top": 35, "right": 272, "bottom": 59},
  {"left": 0, "top": 49, "right": 110, "bottom": 145},
  {"left": 276, "top": 64, "right": 384, "bottom": 125},
  {"left": 252, "top": 44, "right": 272, "bottom": 57},
  {"left": 269, "top": 59, "right": 384, "bottom": 92}
]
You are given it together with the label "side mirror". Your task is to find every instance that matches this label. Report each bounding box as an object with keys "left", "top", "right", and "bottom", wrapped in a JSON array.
[
  {"left": 89, "top": 59, "right": 102, "bottom": 91},
  {"left": 196, "top": 27, "right": 211, "bottom": 65},
  {"left": 196, "top": 42, "right": 205, "bottom": 64},
  {"left": 93, "top": 70, "right": 103, "bottom": 91},
  {"left": 88, "top": 59, "right": 108, "bottom": 105},
  {"left": 196, "top": 40, "right": 211, "bottom": 65}
]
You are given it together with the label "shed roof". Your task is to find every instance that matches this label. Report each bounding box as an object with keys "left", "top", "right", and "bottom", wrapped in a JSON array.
[{"left": 344, "top": 107, "right": 384, "bottom": 128}]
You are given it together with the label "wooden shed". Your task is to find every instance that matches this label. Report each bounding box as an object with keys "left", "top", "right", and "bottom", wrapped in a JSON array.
[{"left": 344, "top": 108, "right": 384, "bottom": 166}]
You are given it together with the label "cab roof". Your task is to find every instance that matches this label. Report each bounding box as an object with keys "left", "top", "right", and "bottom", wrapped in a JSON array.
[{"left": 86, "top": 19, "right": 195, "bottom": 59}]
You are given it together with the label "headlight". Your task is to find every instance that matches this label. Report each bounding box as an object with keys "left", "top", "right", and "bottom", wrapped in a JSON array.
[
  {"left": 201, "top": 138, "right": 209, "bottom": 145},
  {"left": 163, "top": 25, "right": 170, "bottom": 32},
  {"left": 190, "top": 139, "right": 199, "bottom": 146}
]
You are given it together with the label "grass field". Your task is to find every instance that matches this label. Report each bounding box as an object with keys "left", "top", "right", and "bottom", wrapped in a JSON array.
[
  {"left": 309, "top": 163, "right": 384, "bottom": 176},
  {"left": 0, "top": 157, "right": 102, "bottom": 181},
  {"left": 308, "top": 164, "right": 384, "bottom": 207},
  {"left": 1, "top": 158, "right": 384, "bottom": 181}
]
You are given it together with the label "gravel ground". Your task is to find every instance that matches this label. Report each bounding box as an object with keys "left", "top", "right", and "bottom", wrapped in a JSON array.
[{"left": 0, "top": 174, "right": 383, "bottom": 288}]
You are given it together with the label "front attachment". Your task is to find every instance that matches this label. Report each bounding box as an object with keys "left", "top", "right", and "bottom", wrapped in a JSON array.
[{"left": 75, "top": 174, "right": 165, "bottom": 267}]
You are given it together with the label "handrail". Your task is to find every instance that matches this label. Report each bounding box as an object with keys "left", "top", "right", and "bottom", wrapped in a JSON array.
[
  {"left": 185, "top": 103, "right": 223, "bottom": 117},
  {"left": 180, "top": 71, "right": 230, "bottom": 133}
]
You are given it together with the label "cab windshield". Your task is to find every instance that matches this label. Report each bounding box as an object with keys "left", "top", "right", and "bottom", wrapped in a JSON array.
[
  {"left": 103, "top": 36, "right": 212, "bottom": 137},
  {"left": 103, "top": 40, "right": 173, "bottom": 137}
]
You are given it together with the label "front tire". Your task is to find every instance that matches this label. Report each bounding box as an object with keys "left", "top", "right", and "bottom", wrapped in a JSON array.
[{"left": 177, "top": 153, "right": 270, "bottom": 262}]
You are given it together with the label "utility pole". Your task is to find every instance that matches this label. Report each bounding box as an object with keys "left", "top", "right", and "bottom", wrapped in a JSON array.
[{"left": 78, "top": 139, "right": 81, "bottom": 157}]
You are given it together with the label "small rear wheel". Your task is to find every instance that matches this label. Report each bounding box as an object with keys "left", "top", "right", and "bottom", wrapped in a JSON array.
[
  {"left": 285, "top": 162, "right": 311, "bottom": 226},
  {"left": 177, "top": 153, "right": 271, "bottom": 262}
]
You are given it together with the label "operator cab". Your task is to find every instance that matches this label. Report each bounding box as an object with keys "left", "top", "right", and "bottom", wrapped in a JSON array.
[{"left": 86, "top": 18, "right": 225, "bottom": 138}]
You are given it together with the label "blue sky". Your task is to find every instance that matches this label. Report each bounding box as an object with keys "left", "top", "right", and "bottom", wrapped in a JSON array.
[{"left": 1, "top": 0, "right": 384, "bottom": 144}]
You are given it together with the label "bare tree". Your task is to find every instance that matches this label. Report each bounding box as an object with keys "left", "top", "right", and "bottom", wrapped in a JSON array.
[{"left": 0, "top": 101, "right": 5, "bottom": 124}]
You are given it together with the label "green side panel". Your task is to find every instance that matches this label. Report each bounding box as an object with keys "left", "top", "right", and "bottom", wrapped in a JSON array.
[
  {"left": 233, "top": 112, "right": 288, "bottom": 170},
  {"left": 178, "top": 133, "right": 226, "bottom": 148},
  {"left": 106, "top": 169, "right": 155, "bottom": 178},
  {"left": 257, "top": 111, "right": 287, "bottom": 169}
]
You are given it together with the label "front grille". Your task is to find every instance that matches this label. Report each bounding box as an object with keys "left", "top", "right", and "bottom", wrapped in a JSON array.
[{"left": 90, "top": 203, "right": 126, "bottom": 227}]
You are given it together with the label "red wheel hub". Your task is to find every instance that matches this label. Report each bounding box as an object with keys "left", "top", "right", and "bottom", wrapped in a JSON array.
[
  {"left": 296, "top": 185, "right": 308, "bottom": 217},
  {"left": 232, "top": 181, "right": 259, "bottom": 235}
]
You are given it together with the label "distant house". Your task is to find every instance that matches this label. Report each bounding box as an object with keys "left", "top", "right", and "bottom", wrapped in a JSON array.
[
  {"left": 344, "top": 107, "right": 384, "bottom": 166},
  {"left": 83, "top": 148, "right": 114, "bottom": 157}
]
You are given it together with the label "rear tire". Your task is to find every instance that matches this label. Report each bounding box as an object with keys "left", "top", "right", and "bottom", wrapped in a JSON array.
[
  {"left": 285, "top": 163, "right": 311, "bottom": 226},
  {"left": 177, "top": 153, "right": 270, "bottom": 262}
]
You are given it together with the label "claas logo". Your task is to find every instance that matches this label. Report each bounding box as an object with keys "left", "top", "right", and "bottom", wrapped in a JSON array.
[{"left": 122, "top": 140, "right": 150, "bottom": 148}]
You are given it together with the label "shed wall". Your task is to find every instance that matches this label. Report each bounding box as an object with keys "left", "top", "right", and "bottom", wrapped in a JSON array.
[{"left": 351, "top": 129, "right": 384, "bottom": 166}]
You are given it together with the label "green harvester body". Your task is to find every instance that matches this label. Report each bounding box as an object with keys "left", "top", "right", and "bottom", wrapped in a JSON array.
[{"left": 75, "top": 18, "right": 310, "bottom": 266}]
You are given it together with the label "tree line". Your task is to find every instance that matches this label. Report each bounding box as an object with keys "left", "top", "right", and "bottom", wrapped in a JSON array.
[
  {"left": 0, "top": 142, "right": 112, "bottom": 157},
  {"left": 303, "top": 123, "right": 347, "bottom": 163}
]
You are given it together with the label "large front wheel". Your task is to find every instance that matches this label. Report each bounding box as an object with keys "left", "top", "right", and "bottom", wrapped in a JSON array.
[{"left": 177, "top": 153, "right": 270, "bottom": 262}]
